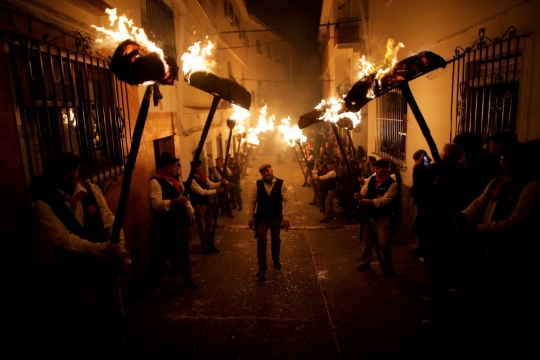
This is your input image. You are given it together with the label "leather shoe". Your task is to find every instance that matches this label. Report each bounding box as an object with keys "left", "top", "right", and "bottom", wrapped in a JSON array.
[
  {"left": 201, "top": 249, "right": 211, "bottom": 255},
  {"left": 319, "top": 218, "right": 329, "bottom": 223},
  {"left": 209, "top": 247, "right": 220, "bottom": 254},
  {"left": 273, "top": 262, "right": 281, "bottom": 270},
  {"left": 357, "top": 263, "right": 370, "bottom": 272},
  {"left": 254, "top": 272, "right": 266, "bottom": 281},
  {"left": 231, "top": 205, "right": 237, "bottom": 210},
  {"left": 308, "top": 202, "right": 317, "bottom": 206},
  {"left": 226, "top": 214, "right": 234, "bottom": 218},
  {"left": 237, "top": 207, "right": 243, "bottom": 211}
]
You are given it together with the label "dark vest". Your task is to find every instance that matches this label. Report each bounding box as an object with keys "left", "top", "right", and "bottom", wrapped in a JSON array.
[
  {"left": 320, "top": 171, "right": 337, "bottom": 192},
  {"left": 40, "top": 182, "right": 108, "bottom": 244},
  {"left": 365, "top": 176, "right": 396, "bottom": 218},
  {"left": 39, "top": 182, "right": 109, "bottom": 270},
  {"left": 307, "top": 158, "right": 315, "bottom": 170},
  {"left": 189, "top": 175, "right": 211, "bottom": 206},
  {"left": 484, "top": 177, "right": 527, "bottom": 221},
  {"left": 255, "top": 178, "right": 283, "bottom": 218},
  {"left": 151, "top": 177, "right": 190, "bottom": 229}
]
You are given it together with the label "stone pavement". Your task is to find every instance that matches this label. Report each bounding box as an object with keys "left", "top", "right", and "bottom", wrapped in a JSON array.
[{"left": 121, "top": 151, "right": 505, "bottom": 359}]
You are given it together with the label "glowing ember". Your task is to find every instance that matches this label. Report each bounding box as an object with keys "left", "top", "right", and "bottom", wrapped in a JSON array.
[
  {"left": 278, "top": 117, "right": 306, "bottom": 146},
  {"left": 181, "top": 38, "right": 215, "bottom": 81}
]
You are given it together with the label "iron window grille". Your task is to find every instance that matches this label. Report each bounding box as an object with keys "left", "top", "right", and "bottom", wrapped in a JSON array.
[
  {"left": 145, "top": 0, "right": 177, "bottom": 62},
  {"left": 4, "top": 31, "right": 132, "bottom": 194},
  {"left": 450, "top": 27, "right": 523, "bottom": 145},
  {"left": 375, "top": 88, "right": 407, "bottom": 168}
]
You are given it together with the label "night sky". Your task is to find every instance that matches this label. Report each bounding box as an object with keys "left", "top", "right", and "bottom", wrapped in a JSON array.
[{"left": 245, "top": 0, "right": 324, "bottom": 58}]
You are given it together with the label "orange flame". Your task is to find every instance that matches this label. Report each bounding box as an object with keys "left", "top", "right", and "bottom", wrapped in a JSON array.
[
  {"left": 92, "top": 8, "right": 168, "bottom": 79},
  {"left": 359, "top": 38, "right": 404, "bottom": 98},
  {"left": 278, "top": 117, "right": 306, "bottom": 146},
  {"left": 181, "top": 38, "right": 215, "bottom": 81},
  {"left": 314, "top": 97, "right": 361, "bottom": 128}
]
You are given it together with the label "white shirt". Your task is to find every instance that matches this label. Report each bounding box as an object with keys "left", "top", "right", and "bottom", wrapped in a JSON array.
[
  {"left": 360, "top": 174, "right": 398, "bottom": 208},
  {"left": 36, "top": 182, "right": 125, "bottom": 254},
  {"left": 248, "top": 177, "right": 291, "bottom": 216},
  {"left": 318, "top": 170, "right": 337, "bottom": 181},
  {"left": 149, "top": 177, "right": 194, "bottom": 215},
  {"left": 190, "top": 175, "right": 221, "bottom": 197}
]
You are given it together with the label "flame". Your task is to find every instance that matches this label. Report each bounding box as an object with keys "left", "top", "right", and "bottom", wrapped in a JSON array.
[
  {"left": 246, "top": 129, "right": 260, "bottom": 145},
  {"left": 278, "top": 117, "right": 306, "bottom": 146},
  {"left": 313, "top": 97, "right": 361, "bottom": 129},
  {"left": 181, "top": 38, "right": 215, "bottom": 81},
  {"left": 315, "top": 96, "right": 346, "bottom": 122},
  {"left": 229, "top": 104, "right": 250, "bottom": 135},
  {"left": 92, "top": 8, "right": 168, "bottom": 80},
  {"left": 358, "top": 38, "right": 404, "bottom": 98}
]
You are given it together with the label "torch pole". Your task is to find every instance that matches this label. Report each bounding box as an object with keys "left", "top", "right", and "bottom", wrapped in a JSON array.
[
  {"left": 399, "top": 83, "right": 442, "bottom": 164},
  {"left": 346, "top": 130, "right": 358, "bottom": 163},
  {"left": 331, "top": 123, "right": 358, "bottom": 188},
  {"left": 295, "top": 140, "right": 313, "bottom": 178},
  {"left": 183, "top": 96, "right": 221, "bottom": 195},
  {"left": 110, "top": 85, "right": 153, "bottom": 250},
  {"left": 210, "top": 126, "right": 235, "bottom": 242},
  {"left": 293, "top": 145, "right": 307, "bottom": 180}
]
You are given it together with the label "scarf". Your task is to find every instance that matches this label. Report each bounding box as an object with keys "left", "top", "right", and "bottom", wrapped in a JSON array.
[
  {"left": 262, "top": 174, "right": 275, "bottom": 185},
  {"left": 155, "top": 172, "right": 181, "bottom": 193},
  {"left": 62, "top": 181, "right": 88, "bottom": 212}
]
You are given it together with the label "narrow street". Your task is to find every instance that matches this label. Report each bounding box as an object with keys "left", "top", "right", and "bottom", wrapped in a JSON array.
[{"left": 123, "top": 149, "right": 436, "bottom": 359}]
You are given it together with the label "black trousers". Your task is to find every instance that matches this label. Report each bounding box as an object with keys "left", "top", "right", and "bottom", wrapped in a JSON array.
[
  {"left": 256, "top": 214, "right": 283, "bottom": 271},
  {"left": 147, "top": 225, "right": 192, "bottom": 291}
]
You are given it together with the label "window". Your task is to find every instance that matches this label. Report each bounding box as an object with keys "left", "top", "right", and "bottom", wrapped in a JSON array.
[
  {"left": 451, "top": 28, "right": 523, "bottom": 145},
  {"left": 6, "top": 31, "right": 131, "bottom": 190},
  {"left": 146, "top": 0, "right": 177, "bottom": 62},
  {"left": 256, "top": 39, "right": 262, "bottom": 55},
  {"left": 267, "top": 44, "right": 272, "bottom": 59},
  {"left": 375, "top": 88, "right": 407, "bottom": 168},
  {"left": 223, "top": 0, "right": 233, "bottom": 21}
]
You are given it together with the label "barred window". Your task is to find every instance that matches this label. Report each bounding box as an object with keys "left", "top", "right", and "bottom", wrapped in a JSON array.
[
  {"left": 4, "top": 32, "right": 131, "bottom": 193},
  {"left": 451, "top": 28, "right": 523, "bottom": 145},
  {"left": 145, "top": 0, "right": 177, "bottom": 61},
  {"left": 375, "top": 88, "right": 407, "bottom": 168}
]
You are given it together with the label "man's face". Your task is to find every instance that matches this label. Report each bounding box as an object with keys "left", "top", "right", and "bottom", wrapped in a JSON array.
[
  {"left": 260, "top": 167, "right": 273, "bottom": 181},
  {"left": 374, "top": 166, "right": 388, "bottom": 178},
  {"left": 216, "top": 159, "right": 223, "bottom": 167},
  {"left": 162, "top": 163, "right": 177, "bottom": 177},
  {"left": 325, "top": 142, "right": 330, "bottom": 148},
  {"left": 59, "top": 169, "right": 79, "bottom": 195}
]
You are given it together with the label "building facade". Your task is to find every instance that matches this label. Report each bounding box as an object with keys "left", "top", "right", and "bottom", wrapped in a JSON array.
[{"left": 0, "top": 0, "right": 293, "bottom": 303}]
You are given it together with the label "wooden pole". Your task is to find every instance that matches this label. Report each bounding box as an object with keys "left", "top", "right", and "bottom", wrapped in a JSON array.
[
  {"left": 399, "top": 83, "right": 442, "bottom": 164},
  {"left": 183, "top": 96, "right": 221, "bottom": 195},
  {"left": 111, "top": 85, "right": 153, "bottom": 247}
]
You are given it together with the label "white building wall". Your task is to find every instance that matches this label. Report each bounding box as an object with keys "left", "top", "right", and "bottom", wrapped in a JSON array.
[{"left": 364, "top": 0, "right": 540, "bottom": 186}]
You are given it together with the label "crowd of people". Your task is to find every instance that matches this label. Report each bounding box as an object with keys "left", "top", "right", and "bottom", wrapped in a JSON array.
[{"left": 35, "top": 126, "right": 540, "bottom": 354}]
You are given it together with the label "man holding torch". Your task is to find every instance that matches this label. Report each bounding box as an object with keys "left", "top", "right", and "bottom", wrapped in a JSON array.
[
  {"left": 248, "top": 164, "right": 291, "bottom": 281},
  {"left": 189, "top": 159, "right": 224, "bottom": 255}
]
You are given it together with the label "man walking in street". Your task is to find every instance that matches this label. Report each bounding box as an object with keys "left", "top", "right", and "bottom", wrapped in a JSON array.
[
  {"left": 248, "top": 164, "right": 291, "bottom": 281},
  {"left": 356, "top": 159, "right": 398, "bottom": 276},
  {"left": 148, "top": 152, "right": 198, "bottom": 291},
  {"left": 189, "top": 159, "right": 224, "bottom": 255}
]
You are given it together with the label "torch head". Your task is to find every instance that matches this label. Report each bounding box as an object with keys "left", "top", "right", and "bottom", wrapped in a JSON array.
[
  {"left": 110, "top": 40, "right": 179, "bottom": 86},
  {"left": 336, "top": 117, "right": 354, "bottom": 130},
  {"left": 186, "top": 71, "right": 251, "bottom": 110},
  {"left": 344, "top": 51, "right": 447, "bottom": 112},
  {"left": 226, "top": 118, "right": 237, "bottom": 130}
]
